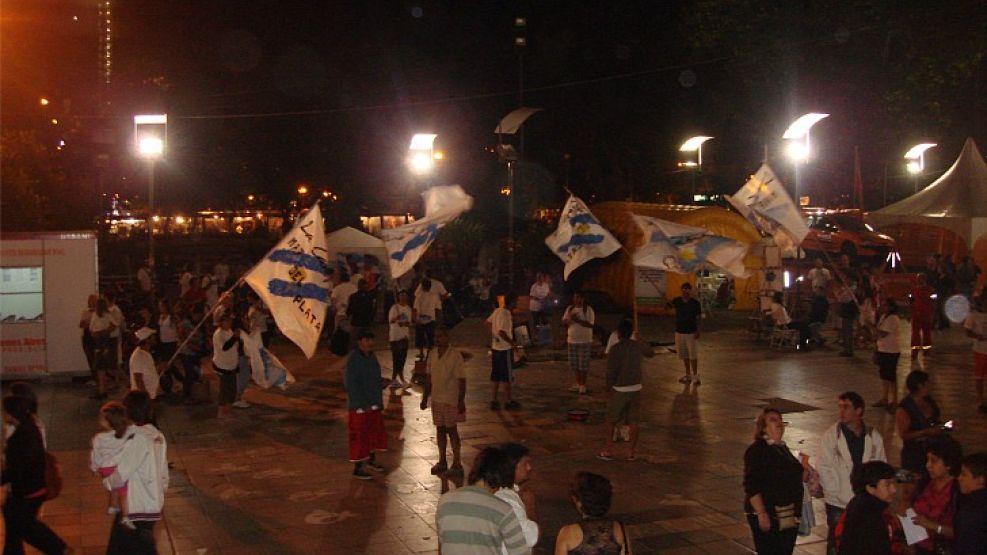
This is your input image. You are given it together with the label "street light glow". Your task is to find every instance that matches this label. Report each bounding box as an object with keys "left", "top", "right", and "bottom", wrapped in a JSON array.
[
  {"left": 906, "top": 161, "right": 922, "bottom": 174},
  {"left": 410, "top": 152, "right": 433, "bottom": 174},
  {"left": 679, "top": 136, "right": 713, "bottom": 152},
  {"left": 39, "top": 97, "right": 50, "bottom": 106},
  {"left": 782, "top": 113, "right": 829, "bottom": 139},
  {"left": 297, "top": 185, "right": 309, "bottom": 195},
  {"left": 786, "top": 141, "right": 810, "bottom": 162},
  {"left": 137, "top": 136, "right": 164, "bottom": 158}
]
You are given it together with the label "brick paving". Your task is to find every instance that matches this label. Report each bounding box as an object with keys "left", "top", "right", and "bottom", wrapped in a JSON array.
[{"left": 3, "top": 310, "right": 985, "bottom": 554}]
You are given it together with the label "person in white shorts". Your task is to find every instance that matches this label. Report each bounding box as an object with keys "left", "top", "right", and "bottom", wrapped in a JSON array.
[{"left": 669, "top": 283, "right": 702, "bottom": 384}]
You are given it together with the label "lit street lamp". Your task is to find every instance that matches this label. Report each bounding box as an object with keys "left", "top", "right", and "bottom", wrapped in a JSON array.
[
  {"left": 408, "top": 133, "right": 438, "bottom": 176},
  {"left": 904, "top": 143, "right": 936, "bottom": 192},
  {"left": 783, "top": 112, "right": 828, "bottom": 306},
  {"left": 679, "top": 135, "right": 713, "bottom": 202},
  {"left": 134, "top": 114, "right": 167, "bottom": 267}
]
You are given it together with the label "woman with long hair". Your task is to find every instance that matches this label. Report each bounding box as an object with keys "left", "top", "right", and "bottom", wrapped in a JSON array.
[
  {"left": 896, "top": 370, "right": 946, "bottom": 478},
  {"left": 554, "top": 472, "right": 631, "bottom": 555}
]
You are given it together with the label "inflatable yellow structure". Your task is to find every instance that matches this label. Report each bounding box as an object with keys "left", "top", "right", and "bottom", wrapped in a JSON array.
[{"left": 584, "top": 202, "right": 763, "bottom": 312}]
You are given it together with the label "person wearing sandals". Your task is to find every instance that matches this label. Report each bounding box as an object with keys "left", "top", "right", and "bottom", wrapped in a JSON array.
[
  {"left": 598, "top": 319, "right": 653, "bottom": 462},
  {"left": 743, "top": 408, "right": 805, "bottom": 554},
  {"left": 554, "top": 472, "right": 631, "bottom": 555},
  {"left": 420, "top": 326, "right": 467, "bottom": 477}
]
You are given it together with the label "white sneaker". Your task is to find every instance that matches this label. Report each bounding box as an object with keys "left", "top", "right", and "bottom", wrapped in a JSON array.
[
  {"left": 619, "top": 425, "right": 631, "bottom": 442},
  {"left": 233, "top": 400, "right": 251, "bottom": 408},
  {"left": 578, "top": 385, "right": 587, "bottom": 395},
  {"left": 569, "top": 384, "right": 580, "bottom": 392},
  {"left": 678, "top": 375, "right": 692, "bottom": 384},
  {"left": 107, "top": 506, "right": 120, "bottom": 515}
]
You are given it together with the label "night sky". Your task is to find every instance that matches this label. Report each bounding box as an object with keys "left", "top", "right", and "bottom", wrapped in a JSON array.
[{"left": 2, "top": 0, "right": 985, "bottom": 216}]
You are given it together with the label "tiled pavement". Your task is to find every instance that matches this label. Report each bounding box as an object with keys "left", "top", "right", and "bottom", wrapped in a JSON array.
[{"left": 3, "top": 310, "right": 985, "bottom": 554}]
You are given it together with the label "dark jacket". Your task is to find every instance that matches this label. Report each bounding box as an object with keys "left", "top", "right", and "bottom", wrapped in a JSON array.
[
  {"left": 344, "top": 348, "right": 384, "bottom": 410},
  {"left": 347, "top": 290, "right": 376, "bottom": 328},
  {"left": 953, "top": 488, "right": 987, "bottom": 555},
  {"left": 1, "top": 421, "right": 46, "bottom": 498},
  {"left": 838, "top": 493, "right": 892, "bottom": 555},
  {"left": 605, "top": 339, "right": 654, "bottom": 389},
  {"left": 743, "top": 438, "right": 804, "bottom": 518}
]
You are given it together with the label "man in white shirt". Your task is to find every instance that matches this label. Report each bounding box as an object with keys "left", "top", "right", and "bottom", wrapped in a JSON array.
[
  {"left": 486, "top": 294, "right": 520, "bottom": 410},
  {"left": 388, "top": 290, "right": 414, "bottom": 387},
  {"left": 562, "top": 291, "right": 595, "bottom": 394},
  {"left": 331, "top": 273, "right": 359, "bottom": 329},
  {"left": 528, "top": 273, "right": 551, "bottom": 327},
  {"left": 413, "top": 278, "right": 442, "bottom": 360},
  {"left": 495, "top": 443, "right": 538, "bottom": 555},
  {"left": 817, "top": 391, "right": 887, "bottom": 555},
  {"left": 415, "top": 272, "right": 449, "bottom": 302},
  {"left": 807, "top": 257, "right": 833, "bottom": 291},
  {"left": 106, "top": 292, "right": 126, "bottom": 376},
  {"left": 129, "top": 327, "right": 160, "bottom": 400}
]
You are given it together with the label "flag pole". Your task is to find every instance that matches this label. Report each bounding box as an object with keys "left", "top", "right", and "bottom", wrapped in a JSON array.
[{"left": 161, "top": 200, "right": 325, "bottom": 370}]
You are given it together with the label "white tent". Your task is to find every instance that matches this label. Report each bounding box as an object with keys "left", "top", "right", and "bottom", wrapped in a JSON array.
[
  {"left": 325, "top": 226, "right": 390, "bottom": 277},
  {"left": 870, "top": 138, "right": 987, "bottom": 245}
]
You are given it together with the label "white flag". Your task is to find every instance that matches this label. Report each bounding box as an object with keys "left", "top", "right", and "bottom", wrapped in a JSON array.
[
  {"left": 727, "top": 164, "right": 809, "bottom": 251},
  {"left": 631, "top": 214, "right": 749, "bottom": 278},
  {"left": 244, "top": 204, "right": 330, "bottom": 359},
  {"left": 382, "top": 185, "right": 474, "bottom": 279},
  {"left": 545, "top": 195, "right": 622, "bottom": 280}
]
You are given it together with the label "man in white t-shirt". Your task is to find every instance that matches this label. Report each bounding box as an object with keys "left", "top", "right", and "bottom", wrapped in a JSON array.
[
  {"left": 807, "top": 257, "right": 833, "bottom": 291},
  {"left": 137, "top": 261, "right": 154, "bottom": 294},
  {"left": 413, "top": 278, "right": 443, "bottom": 360},
  {"left": 964, "top": 293, "right": 987, "bottom": 414},
  {"left": 388, "top": 290, "right": 414, "bottom": 387},
  {"left": 415, "top": 273, "right": 449, "bottom": 302},
  {"left": 130, "top": 327, "right": 160, "bottom": 400},
  {"left": 331, "top": 273, "right": 359, "bottom": 328},
  {"left": 486, "top": 294, "right": 520, "bottom": 410},
  {"left": 528, "top": 273, "right": 551, "bottom": 327},
  {"left": 106, "top": 292, "right": 126, "bottom": 375},
  {"left": 562, "top": 291, "right": 595, "bottom": 395}
]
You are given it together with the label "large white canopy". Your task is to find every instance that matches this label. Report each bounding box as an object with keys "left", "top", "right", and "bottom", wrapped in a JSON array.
[{"left": 870, "top": 138, "right": 987, "bottom": 244}]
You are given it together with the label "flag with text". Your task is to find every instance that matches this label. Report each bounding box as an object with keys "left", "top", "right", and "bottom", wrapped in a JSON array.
[{"left": 545, "top": 195, "right": 622, "bottom": 280}]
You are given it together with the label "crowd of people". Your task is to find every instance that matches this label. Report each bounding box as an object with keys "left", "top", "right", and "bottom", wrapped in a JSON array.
[{"left": 5, "top": 248, "right": 987, "bottom": 554}]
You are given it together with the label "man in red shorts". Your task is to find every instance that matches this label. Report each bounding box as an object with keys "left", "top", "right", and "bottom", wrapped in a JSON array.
[
  {"left": 344, "top": 329, "right": 387, "bottom": 479},
  {"left": 909, "top": 273, "right": 936, "bottom": 360},
  {"left": 964, "top": 292, "right": 987, "bottom": 414}
]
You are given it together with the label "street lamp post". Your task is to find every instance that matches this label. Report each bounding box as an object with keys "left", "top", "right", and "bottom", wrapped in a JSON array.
[
  {"left": 679, "top": 136, "right": 713, "bottom": 202},
  {"left": 134, "top": 114, "right": 167, "bottom": 267},
  {"left": 904, "top": 143, "right": 937, "bottom": 193},
  {"left": 783, "top": 112, "right": 828, "bottom": 308}
]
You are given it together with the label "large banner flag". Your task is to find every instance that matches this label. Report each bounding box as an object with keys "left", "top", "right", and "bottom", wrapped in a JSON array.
[
  {"left": 244, "top": 204, "right": 330, "bottom": 359},
  {"left": 727, "top": 164, "right": 809, "bottom": 252},
  {"left": 545, "top": 195, "right": 622, "bottom": 280},
  {"left": 631, "top": 214, "right": 749, "bottom": 278},
  {"left": 382, "top": 185, "right": 474, "bottom": 279}
]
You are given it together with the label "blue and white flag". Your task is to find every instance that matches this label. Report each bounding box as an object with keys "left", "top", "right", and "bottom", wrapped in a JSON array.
[
  {"left": 631, "top": 214, "right": 749, "bottom": 278},
  {"left": 242, "top": 330, "right": 295, "bottom": 389},
  {"left": 244, "top": 204, "right": 330, "bottom": 359},
  {"left": 545, "top": 195, "right": 622, "bottom": 280},
  {"left": 382, "top": 185, "right": 474, "bottom": 279},
  {"left": 727, "top": 164, "right": 809, "bottom": 252}
]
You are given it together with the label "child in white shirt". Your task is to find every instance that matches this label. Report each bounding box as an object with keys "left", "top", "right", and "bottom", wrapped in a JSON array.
[{"left": 90, "top": 401, "right": 135, "bottom": 529}]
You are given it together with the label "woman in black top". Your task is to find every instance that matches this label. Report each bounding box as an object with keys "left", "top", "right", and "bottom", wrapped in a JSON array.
[
  {"left": 1, "top": 395, "right": 69, "bottom": 555},
  {"left": 896, "top": 370, "right": 945, "bottom": 476},
  {"left": 743, "top": 408, "right": 805, "bottom": 555}
]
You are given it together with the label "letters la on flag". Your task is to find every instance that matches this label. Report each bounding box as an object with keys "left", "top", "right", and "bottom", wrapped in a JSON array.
[
  {"left": 545, "top": 195, "right": 621, "bottom": 280},
  {"left": 631, "top": 214, "right": 749, "bottom": 278},
  {"left": 381, "top": 185, "right": 474, "bottom": 279},
  {"left": 244, "top": 204, "right": 330, "bottom": 359},
  {"left": 727, "top": 164, "right": 809, "bottom": 252}
]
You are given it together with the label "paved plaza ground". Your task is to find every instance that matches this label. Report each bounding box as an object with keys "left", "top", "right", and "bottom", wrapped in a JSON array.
[{"left": 3, "top": 310, "right": 985, "bottom": 554}]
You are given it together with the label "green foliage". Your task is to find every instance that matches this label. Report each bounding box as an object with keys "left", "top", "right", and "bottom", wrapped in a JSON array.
[{"left": 1, "top": 130, "right": 62, "bottom": 231}]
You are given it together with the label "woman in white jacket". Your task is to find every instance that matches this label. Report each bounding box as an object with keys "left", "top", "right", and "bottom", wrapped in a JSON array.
[{"left": 105, "top": 391, "right": 168, "bottom": 555}]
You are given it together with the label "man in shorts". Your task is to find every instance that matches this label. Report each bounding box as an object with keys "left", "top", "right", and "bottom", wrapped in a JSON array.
[
  {"left": 964, "top": 292, "right": 987, "bottom": 414},
  {"left": 486, "top": 294, "right": 520, "bottom": 411},
  {"left": 670, "top": 283, "right": 702, "bottom": 385},
  {"left": 344, "top": 329, "right": 387, "bottom": 479},
  {"left": 420, "top": 327, "right": 467, "bottom": 476},
  {"left": 599, "top": 318, "right": 654, "bottom": 461}
]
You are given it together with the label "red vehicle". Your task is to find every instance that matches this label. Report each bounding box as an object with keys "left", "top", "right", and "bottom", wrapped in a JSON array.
[{"left": 801, "top": 209, "right": 897, "bottom": 261}]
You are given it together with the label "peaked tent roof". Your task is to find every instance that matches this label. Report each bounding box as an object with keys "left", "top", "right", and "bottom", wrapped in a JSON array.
[
  {"left": 869, "top": 138, "right": 987, "bottom": 245},
  {"left": 874, "top": 137, "right": 987, "bottom": 218},
  {"left": 325, "top": 226, "right": 390, "bottom": 275}
]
